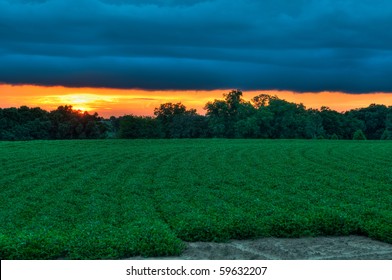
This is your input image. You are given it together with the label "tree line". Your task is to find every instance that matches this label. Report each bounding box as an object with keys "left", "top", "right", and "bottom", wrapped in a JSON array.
[
  {"left": 1, "top": 90, "right": 392, "bottom": 141},
  {"left": 0, "top": 105, "right": 107, "bottom": 140}
]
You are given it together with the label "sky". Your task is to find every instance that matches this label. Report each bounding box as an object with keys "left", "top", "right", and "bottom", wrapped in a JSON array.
[{"left": 1, "top": 0, "right": 392, "bottom": 116}]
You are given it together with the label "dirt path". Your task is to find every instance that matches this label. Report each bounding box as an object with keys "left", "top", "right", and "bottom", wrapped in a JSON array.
[{"left": 129, "top": 236, "right": 392, "bottom": 260}]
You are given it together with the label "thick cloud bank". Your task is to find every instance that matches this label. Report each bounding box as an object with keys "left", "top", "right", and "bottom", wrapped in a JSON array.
[{"left": 1, "top": 0, "right": 392, "bottom": 92}]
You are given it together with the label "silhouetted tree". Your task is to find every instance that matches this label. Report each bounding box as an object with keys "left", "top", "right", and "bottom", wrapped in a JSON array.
[
  {"left": 153, "top": 102, "right": 204, "bottom": 138},
  {"left": 266, "top": 98, "right": 307, "bottom": 138},
  {"left": 0, "top": 106, "right": 51, "bottom": 140},
  {"left": 205, "top": 90, "right": 256, "bottom": 138},
  {"left": 48, "top": 106, "right": 107, "bottom": 139},
  {"left": 118, "top": 115, "right": 162, "bottom": 138},
  {"left": 381, "top": 110, "right": 392, "bottom": 140},
  {"left": 304, "top": 109, "right": 325, "bottom": 139},
  {"left": 348, "top": 104, "right": 388, "bottom": 139},
  {"left": 353, "top": 129, "right": 367, "bottom": 140},
  {"left": 251, "top": 94, "right": 279, "bottom": 108},
  {"left": 330, "top": 133, "right": 339, "bottom": 140}
]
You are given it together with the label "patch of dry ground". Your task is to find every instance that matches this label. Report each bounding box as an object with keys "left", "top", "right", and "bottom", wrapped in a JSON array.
[{"left": 129, "top": 236, "right": 392, "bottom": 260}]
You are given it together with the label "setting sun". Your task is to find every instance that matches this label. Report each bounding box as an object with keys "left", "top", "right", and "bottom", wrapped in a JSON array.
[{"left": 53, "top": 94, "right": 106, "bottom": 112}]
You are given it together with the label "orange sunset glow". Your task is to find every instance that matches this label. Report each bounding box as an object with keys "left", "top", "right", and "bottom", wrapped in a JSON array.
[{"left": 2, "top": 84, "right": 392, "bottom": 118}]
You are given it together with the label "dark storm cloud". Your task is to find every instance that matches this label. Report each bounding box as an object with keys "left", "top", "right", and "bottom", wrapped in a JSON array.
[{"left": 1, "top": 0, "right": 392, "bottom": 92}]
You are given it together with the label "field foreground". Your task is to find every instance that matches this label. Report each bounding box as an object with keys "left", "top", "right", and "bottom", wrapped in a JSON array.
[
  {"left": 0, "top": 139, "right": 392, "bottom": 259},
  {"left": 130, "top": 235, "right": 392, "bottom": 260}
]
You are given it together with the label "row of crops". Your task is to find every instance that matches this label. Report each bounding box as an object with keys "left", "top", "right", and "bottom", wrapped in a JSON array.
[{"left": 0, "top": 139, "right": 391, "bottom": 259}]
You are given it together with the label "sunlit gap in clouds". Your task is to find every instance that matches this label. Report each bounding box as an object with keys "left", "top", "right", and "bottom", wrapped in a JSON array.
[{"left": 2, "top": 84, "right": 392, "bottom": 118}]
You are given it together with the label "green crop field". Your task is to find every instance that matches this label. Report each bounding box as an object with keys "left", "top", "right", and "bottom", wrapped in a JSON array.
[{"left": 0, "top": 139, "right": 391, "bottom": 259}]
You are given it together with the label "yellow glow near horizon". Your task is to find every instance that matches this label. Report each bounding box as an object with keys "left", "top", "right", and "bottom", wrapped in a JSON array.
[
  {"left": 2, "top": 84, "right": 392, "bottom": 118},
  {"left": 40, "top": 93, "right": 119, "bottom": 113}
]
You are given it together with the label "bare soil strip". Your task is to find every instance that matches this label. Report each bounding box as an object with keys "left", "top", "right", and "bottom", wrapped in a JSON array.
[{"left": 129, "top": 236, "right": 392, "bottom": 260}]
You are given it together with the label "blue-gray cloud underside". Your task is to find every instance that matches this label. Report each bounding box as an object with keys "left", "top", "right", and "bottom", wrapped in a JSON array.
[{"left": 1, "top": 0, "right": 392, "bottom": 92}]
